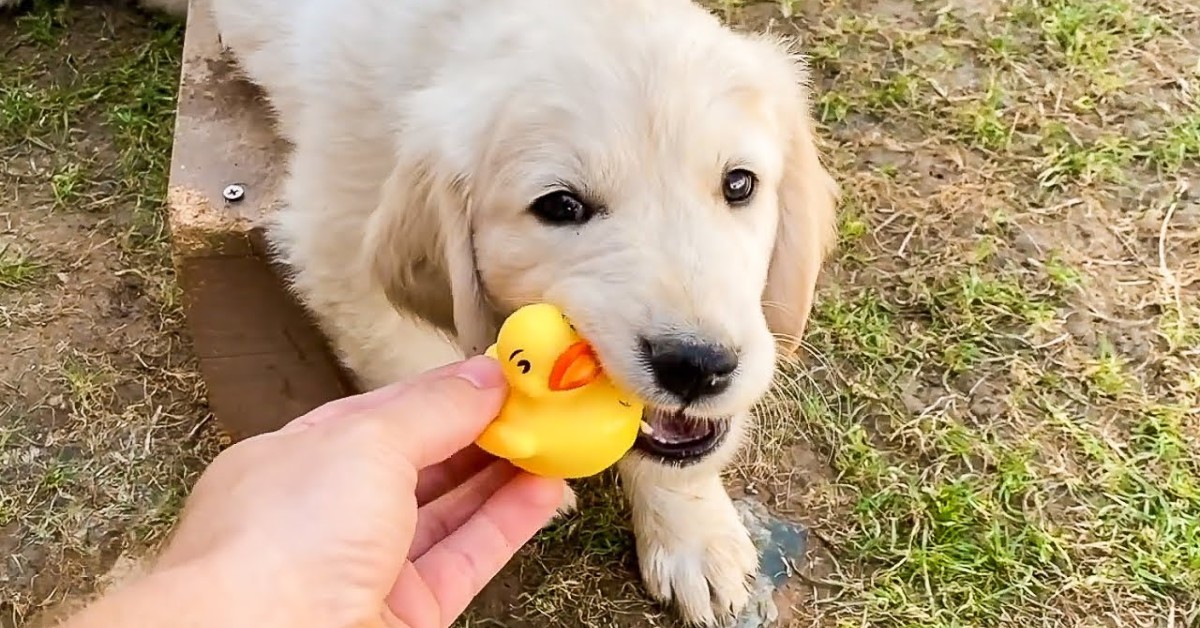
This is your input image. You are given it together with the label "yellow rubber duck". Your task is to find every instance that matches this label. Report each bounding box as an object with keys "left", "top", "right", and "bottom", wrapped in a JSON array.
[{"left": 474, "top": 303, "right": 645, "bottom": 479}]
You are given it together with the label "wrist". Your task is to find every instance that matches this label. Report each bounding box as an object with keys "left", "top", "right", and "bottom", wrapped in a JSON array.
[{"left": 63, "top": 548, "right": 323, "bottom": 628}]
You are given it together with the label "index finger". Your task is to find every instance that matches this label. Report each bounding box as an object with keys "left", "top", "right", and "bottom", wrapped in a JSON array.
[
  {"left": 277, "top": 358, "right": 483, "bottom": 434},
  {"left": 357, "top": 355, "right": 510, "bottom": 470},
  {"left": 415, "top": 445, "right": 496, "bottom": 505}
]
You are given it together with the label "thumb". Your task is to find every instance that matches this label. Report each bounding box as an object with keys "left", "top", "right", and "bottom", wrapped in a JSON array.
[{"left": 359, "top": 355, "right": 509, "bottom": 470}]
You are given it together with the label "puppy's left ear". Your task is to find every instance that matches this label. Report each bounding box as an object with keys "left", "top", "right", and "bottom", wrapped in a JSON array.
[
  {"left": 362, "top": 152, "right": 499, "bottom": 357},
  {"left": 760, "top": 48, "right": 840, "bottom": 357}
]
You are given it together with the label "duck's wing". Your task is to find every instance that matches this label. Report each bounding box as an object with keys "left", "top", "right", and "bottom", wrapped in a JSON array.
[{"left": 475, "top": 421, "right": 538, "bottom": 461}]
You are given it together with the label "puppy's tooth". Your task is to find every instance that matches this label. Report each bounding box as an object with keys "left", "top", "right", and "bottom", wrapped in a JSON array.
[{"left": 640, "top": 420, "right": 654, "bottom": 435}]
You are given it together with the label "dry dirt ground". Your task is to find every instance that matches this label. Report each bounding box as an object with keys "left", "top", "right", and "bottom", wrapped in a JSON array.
[{"left": 2, "top": 0, "right": 1198, "bottom": 627}]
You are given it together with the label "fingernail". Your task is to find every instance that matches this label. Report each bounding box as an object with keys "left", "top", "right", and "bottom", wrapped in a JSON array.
[{"left": 454, "top": 355, "right": 506, "bottom": 389}]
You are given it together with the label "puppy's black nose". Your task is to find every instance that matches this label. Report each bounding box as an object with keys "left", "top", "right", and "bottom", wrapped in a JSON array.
[{"left": 641, "top": 336, "right": 738, "bottom": 401}]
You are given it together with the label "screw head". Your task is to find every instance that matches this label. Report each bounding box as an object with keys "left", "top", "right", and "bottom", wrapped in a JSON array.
[{"left": 222, "top": 184, "right": 246, "bottom": 202}]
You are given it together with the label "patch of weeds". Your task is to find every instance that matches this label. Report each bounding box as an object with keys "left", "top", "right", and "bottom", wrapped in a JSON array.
[
  {"left": 0, "top": 81, "right": 53, "bottom": 138},
  {"left": 98, "top": 29, "right": 184, "bottom": 251},
  {"left": 0, "top": 68, "right": 99, "bottom": 144},
  {"left": 1131, "top": 404, "right": 1194, "bottom": 466},
  {"left": 51, "top": 162, "right": 86, "bottom": 208},
  {"left": 971, "top": 235, "right": 999, "bottom": 264},
  {"left": 810, "top": 411, "right": 1070, "bottom": 625},
  {"left": 829, "top": 14, "right": 879, "bottom": 38},
  {"left": 928, "top": 267, "right": 1059, "bottom": 333},
  {"left": 1037, "top": 122, "right": 1135, "bottom": 188},
  {"left": 942, "top": 338, "right": 984, "bottom": 373},
  {"left": 930, "top": 10, "right": 966, "bottom": 38},
  {"left": 1043, "top": 253, "right": 1083, "bottom": 291},
  {"left": 818, "top": 90, "right": 851, "bottom": 124},
  {"left": 811, "top": 289, "right": 899, "bottom": 367},
  {"left": 3, "top": 11, "right": 183, "bottom": 247},
  {"left": 0, "top": 244, "right": 46, "bottom": 289},
  {"left": 978, "top": 30, "right": 1024, "bottom": 67},
  {"left": 1084, "top": 337, "right": 1132, "bottom": 397},
  {"left": 1157, "top": 305, "right": 1200, "bottom": 352},
  {"left": 1146, "top": 108, "right": 1200, "bottom": 172},
  {"left": 59, "top": 356, "right": 116, "bottom": 412},
  {"left": 1017, "top": 0, "right": 1162, "bottom": 70},
  {"left": 904, "top": 267, "right": 1063, "bottom": 373},
  {"left": 14, "top": 0, "right": 72, "bottom": 47},
  {"left": 533, "top": 475, "right": 631, "bottom": 559},
  {"left": 40, "top": 458, "right": 79, "bottom": 494},
  {"left": 838, "top": 211, "right": 869, "bottom": 246},
  {"left": 509, "top": 477, "right": 647, "bottom": 625},
  {"left": 1044, "top": 401, "right": 1200, "bottom": 602},
  {"left": 958, "top": 80, "right": 1012, "bottom": 151},
  {"left": 866, "top": 70, "right": 922, "bottom": 112}
]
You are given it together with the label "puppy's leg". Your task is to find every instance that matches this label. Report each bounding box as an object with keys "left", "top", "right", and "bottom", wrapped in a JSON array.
[{"left": 618, "top": 452, "right": 757, "bottom": 626}]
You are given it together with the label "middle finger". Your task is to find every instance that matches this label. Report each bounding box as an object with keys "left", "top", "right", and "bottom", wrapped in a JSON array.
[{"left": 408, "top": 459, "right": 520, "bottom": 559}]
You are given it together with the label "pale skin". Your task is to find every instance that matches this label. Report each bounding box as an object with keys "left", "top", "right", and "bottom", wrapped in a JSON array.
[{"left": 61, "top": 356, "right": 564, "bottom": 628}]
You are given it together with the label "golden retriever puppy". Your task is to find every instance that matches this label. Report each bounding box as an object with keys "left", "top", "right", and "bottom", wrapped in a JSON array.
[{"left": 210, "top": 0, "right": 838, "bottom": 624}]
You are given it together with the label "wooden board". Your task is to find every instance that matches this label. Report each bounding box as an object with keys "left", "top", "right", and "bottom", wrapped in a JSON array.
[{"left": 166, "top": 0, "right": 356, "bottom": 442}]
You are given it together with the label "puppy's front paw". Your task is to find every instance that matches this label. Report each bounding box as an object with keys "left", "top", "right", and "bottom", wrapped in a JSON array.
[
  {"left": 539, "top": 483, "right": 578, "bottom": 531},
  {"left": 556, "top": 482, "right": 578, "bottom": 516},
  {"left": 637, "top": 509, "right": 758, "bottom": 626}
]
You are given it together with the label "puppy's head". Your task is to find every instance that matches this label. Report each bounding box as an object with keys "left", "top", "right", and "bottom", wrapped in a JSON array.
[{"left": 363, "top": 6, "right": 838, "bottom": 469}]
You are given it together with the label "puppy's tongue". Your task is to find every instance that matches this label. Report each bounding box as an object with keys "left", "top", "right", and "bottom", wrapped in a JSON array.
[{"left": 641, "top": 408, "right": 712, "bottom": 445}]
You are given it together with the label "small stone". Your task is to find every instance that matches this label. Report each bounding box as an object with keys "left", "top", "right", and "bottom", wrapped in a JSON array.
[
  {"left": 1013, "top": 231, "right": 1042, "bottom": 257},
  {"left": 1185, "top": 179, "right": 1200, "bottom": 200},
  {"left": 1064, "top": 311, "right": 1095, "bottom": 345}
]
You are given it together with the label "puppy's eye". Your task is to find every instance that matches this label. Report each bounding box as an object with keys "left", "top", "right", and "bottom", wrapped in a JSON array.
[
  {"left": 530, "top": 191, "right": 594, "bottom": 225},
  {"left": 722, "top": 169, "right": 756, "bottom": 205}
]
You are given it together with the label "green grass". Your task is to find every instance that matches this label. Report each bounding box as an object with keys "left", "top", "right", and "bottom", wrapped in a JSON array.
[
  {"left": 795, "top": 276, "right": 1199, "bottom": 624},
  {"left": 958, "top": 80, "right": 1013, "bottom": 151},
  {"left": 0, "top": 4, "right": 215, "bottom": 626},
  {"left": 1037, "top": 127, "right": 1137, "bottom": 188},
  {"left": 772, "top": 1, "right": 1200, "bottom": 624},
  {"left": 1148, "top": 108, "right": 1200, "bottom": 172},
  {"left": 0, "top": 244, "right": 46, "bottom": 289}
]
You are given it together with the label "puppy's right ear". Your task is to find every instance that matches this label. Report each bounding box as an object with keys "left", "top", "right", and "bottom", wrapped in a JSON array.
[
  {"left": 755, "top": 38, "right": 840, "bottom": 358},
  {"left": 360, "top": 152, "right": 498, "bottom": 356}
]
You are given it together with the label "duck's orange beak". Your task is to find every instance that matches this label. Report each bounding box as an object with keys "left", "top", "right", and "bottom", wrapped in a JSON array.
[{"left": 548, "top": 341, "right": 602, "bottom": 391}]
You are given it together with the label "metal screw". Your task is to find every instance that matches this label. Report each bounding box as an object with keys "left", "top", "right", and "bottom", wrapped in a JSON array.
[{"left": 222, "top": 184, "right": 246, "bottom": 202}]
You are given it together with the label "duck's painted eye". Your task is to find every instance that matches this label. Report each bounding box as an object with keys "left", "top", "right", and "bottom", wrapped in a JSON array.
[{"left": 516, "top": 359, "right": 532, "bottom": 374}]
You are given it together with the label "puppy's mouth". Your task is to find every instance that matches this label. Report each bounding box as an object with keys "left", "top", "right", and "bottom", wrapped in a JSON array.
[{"left": 635, "top": 407, "right": 730, "bottom": 463}]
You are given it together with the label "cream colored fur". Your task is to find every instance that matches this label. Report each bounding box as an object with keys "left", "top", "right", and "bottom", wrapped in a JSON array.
[{"left": 206, "top": 0, "right": 839, "bottom": 625}]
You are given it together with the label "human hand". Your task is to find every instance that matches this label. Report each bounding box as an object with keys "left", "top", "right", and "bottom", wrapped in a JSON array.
[{"left": 151, "top": 356, "right": 565, "bottom": 628}]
